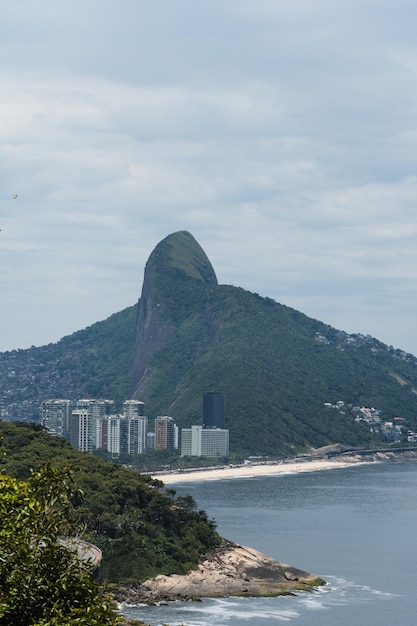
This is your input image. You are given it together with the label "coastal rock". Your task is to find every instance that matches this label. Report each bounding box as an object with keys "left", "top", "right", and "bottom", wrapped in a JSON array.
[{"left": 115, "top": 539, "right": 325, "bottom": 605}]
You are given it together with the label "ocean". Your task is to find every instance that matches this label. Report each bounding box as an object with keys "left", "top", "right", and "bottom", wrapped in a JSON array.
[{"left": 121, "top": 461, "right": 417, "bottom": 625}]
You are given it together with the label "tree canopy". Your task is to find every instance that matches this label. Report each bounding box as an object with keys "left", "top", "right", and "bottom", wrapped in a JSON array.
[
  {"left": 0, "top": 421, "right": 221, "bottom": 584},
  {"left": 0, "top": 463, "right": 120, "bottom": 625}
]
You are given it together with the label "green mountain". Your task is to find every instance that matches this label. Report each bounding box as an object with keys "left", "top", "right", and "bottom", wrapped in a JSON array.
[{"left": 2, "top": 230, "right": 417, "bottom": 456}]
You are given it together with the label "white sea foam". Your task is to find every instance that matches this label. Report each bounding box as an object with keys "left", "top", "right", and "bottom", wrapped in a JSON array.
[
  {"left": 181, "top": 598, "right": 300, "bottom": 622},
  {"left": 123, "top": 578, "right": 399, "bottom": 625},
  {"left": 121, "top": 576, "right": 400, "bottom": 625},
  {"left": 122, "top": 579, "right": 400, "bottom": 626},
  {"left": 301, "top": 576, "right": 399, "bottom": 610},
  {"left": 298, "top": 597, "right": 328, "bottom": 610},
  {"left": 124, "top": 597, "right": 302, "bottom": 625}
]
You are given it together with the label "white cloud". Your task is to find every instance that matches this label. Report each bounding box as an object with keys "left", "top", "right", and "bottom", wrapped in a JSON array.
[{"left": 1, "top": 1, "right": 417, "bottom": 354}]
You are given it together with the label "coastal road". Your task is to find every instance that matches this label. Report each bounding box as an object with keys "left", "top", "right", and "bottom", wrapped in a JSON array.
[{"left": 59, "top": 538, "right": 102, "bottom": 567}]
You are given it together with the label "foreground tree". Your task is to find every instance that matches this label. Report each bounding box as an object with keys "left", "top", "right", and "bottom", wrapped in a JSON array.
[{"left": 0, "top": 464, "right": 121, "bottom": 626}]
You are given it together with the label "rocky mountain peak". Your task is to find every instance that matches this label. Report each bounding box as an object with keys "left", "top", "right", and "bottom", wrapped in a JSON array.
[{"left": 131, "top": 231, "right": 217, "bottom": 398}]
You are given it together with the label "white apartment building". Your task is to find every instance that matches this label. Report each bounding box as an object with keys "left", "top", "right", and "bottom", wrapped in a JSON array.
[
  {"left": 105, "top": 415, "right": 122, "bottom": 454},
  {"left": 128, "top": 416, "right": 148, "bottom": 454},
  {"left": 181, "top": 425, "right": 229, "bottom": 458},
  {"left": 76, "top": 399, "right": 115, "bottom": 450},
  {"left": 102, "top": 414, "right": 148, "bottom": 455}
]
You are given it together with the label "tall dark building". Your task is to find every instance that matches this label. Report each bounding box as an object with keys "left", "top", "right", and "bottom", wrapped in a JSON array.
[{"left": 203, "top": 392, "right": 225, "bottom": 429}]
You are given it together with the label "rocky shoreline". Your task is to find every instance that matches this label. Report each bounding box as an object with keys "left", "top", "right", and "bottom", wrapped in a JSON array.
[
  {"left": 115, "top": 451, "right": 417, "bottom": 623},
  {"left": 115, "top": 450, "right": 417, "bottom": 611},
  {"left": 114, "top": 539, "right": 325, "bottom": 606}
]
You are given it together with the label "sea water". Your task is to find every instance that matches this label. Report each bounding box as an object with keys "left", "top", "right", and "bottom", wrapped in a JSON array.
[{"left": 122, "top": 462, "right": 417, "bottom": 625}]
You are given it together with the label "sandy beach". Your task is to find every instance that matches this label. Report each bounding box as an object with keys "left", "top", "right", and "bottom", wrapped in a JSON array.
[{"left": 151, "top": 455, "right": 370, "bottom": 484}]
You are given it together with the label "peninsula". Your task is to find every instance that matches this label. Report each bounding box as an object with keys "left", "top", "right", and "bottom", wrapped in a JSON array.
[{"left": 115, "top": 539, "right": 325, "bottom": 606}]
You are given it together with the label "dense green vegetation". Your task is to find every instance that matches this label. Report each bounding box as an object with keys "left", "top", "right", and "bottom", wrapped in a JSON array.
[
  {"left": 136, "top": 279, "right": 417, "bottom": 456},
  {"left": 0, "top": 422, "right": 221, "bottom": 584},
  {"left": 0, "top": 463, "right": 120, "bottom": 625},
  {"left": 58, "top": 304, "right": 137, "bottom": 403}
]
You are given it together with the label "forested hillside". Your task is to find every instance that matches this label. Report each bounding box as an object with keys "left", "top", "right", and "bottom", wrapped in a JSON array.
[
  {"left": 133, "top": 280, "right": 417, "bottom": 455},
  {"left": 0, "top": 421, "right": 221, "bottom": 583}
]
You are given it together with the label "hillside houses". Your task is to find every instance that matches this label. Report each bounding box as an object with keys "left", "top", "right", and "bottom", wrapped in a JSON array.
[{"left": 324, "top": 401, "right": 413, "bottom": 443}]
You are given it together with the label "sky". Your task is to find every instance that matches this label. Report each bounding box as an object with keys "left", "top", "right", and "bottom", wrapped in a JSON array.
[{"left": 2, "top": 1, "right": 417, "bottom": 355}]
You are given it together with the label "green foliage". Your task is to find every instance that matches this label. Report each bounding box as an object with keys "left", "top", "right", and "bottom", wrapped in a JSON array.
[
  {"left": 0, "top": 422, "right": 221, "bottom": 584},
  {"left": 0, "top": 464, "right": 120, "bottom": 626},
  {"left": 59, "top": 305, "right": 137, "bottom": 403}
]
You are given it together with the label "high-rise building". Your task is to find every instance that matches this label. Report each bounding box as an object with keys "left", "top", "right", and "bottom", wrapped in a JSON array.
[
  {"left": 180, "top": 428, "right": 192, "bottom": 456},
  {"left": 147, "top": 432, "right": 155, "bottom": 449},
  {"left": 127, "top": 416, "right": 148, "bottom": 454},
  {"left": 76, "top": 399, "right": 115, "bottom": 450},
  {"left": 123, "top": 400, "right": 145, "bottom": 418},
  {"left": 154, "top": 416, "right": 177, "bottom": 452},
  {"left": 121, "top": 402, "right": 147, "bottom": 453},
  {"left": 101, "top": 414, "right": 148, "bottom": 455},
  {"left": 41, "top": 399, "right": 72, "bottom": 439},
  {"left": 104, "top": 415, "right": 122, "bottom": 454},
  {"left": 203, "top": 392, "right": 225, "bottom": 429},
  {"left": 76, "top": 398, "right": 115, "bottom": 417},
  {"left": 70, "top": 410, "right": 90, "bottom": 452},
  {"left": 181, "top": 425, "right": 229, "bottom": 458}
]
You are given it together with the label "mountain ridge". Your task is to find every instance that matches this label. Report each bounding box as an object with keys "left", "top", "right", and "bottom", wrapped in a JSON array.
[{"left": 2, "top": 231, "right": 417, "bottom": 456}]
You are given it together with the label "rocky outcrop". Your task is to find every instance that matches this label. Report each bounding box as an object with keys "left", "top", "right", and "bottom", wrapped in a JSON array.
[
  {"left": 114, "top": 540, "right": 325, "bottom": 605},
  {"left": 131, "top": 231, "right": 217, "bottom": 399}
]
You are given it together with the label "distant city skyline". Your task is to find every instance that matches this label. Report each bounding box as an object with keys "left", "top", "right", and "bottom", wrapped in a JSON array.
[
  {"left": 41, "top": 393, "right": 230, "bottom": 458},
  {"left": 42, "top": 397, "right": 152, "bottom": 455}
]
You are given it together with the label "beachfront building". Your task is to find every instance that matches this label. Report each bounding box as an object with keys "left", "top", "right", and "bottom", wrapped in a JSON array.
[
  {"left": 103, "top": 415, "right": 122, "bottom": 454},
  {"left": 181, "top": 425, "right": 229, "bottom": 458}
]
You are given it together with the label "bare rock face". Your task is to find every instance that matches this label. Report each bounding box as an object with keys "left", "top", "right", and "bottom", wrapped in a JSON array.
[
  {"left": 115, "top": 540, "right": 325, "bottom": 605},
  {"left": 130, "top": 231, "right": 217, "bottom": 399}
]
